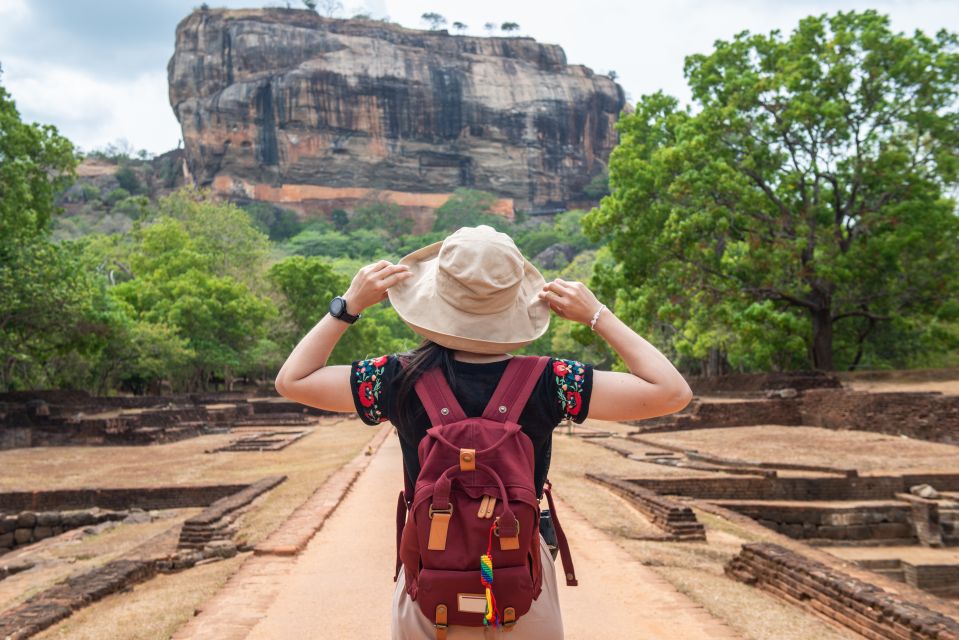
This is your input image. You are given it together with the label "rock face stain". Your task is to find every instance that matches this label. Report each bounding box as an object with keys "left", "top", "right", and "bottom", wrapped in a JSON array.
[{"left": 168, "top": 8, "right": 624, "bottom": 212}]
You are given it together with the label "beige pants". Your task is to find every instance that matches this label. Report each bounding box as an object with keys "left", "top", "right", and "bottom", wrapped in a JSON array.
[{"left": 391, "top": 535, "right": 564, "bottom": 639}]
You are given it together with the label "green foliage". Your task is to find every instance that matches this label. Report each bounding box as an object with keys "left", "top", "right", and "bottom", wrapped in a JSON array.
[
  {"left": 112, "top": 195, "right": 150, "bottom": 220},
  {"left": 79, "top": 183, "right": 100, "bottom": 202},
  {"left": 110, "top": 202, "right": 278, "bottom": 389},
  {"left": 585, "top": 10, "right": 959, "bottom": 372},
  {"left": 0, "top": 83, "right": 77, "bottom": 243},
  {"left": 582, "top": 170, "right": 610, "bottom": 200},
  {"left": 433, "top": 188, "right": 503, "bottom": 232},
  {"left": 267, "top": 256, "right": 416, "bottom": 364},
  {"left": 114, "top": 165, "right": 142, "bottom": 194},
  {"left": 105, "top": 187, "right": 130, "bottom": 206},
  {"left": 349, "top": 195, "right": 413, "bottom": 236},
  {"left": 500, "top": 22, "right": 519, "bottom": 33},
  {"left": 241, "top": 201, "right": 304, "bottom": 241},
  {"left": 421, "top": 12, "right": 446, "bottom": 30}
]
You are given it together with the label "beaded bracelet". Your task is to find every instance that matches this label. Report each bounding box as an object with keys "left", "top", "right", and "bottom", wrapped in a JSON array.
[{"left": 589, "top": 304, "right": 607, "bottom": 331}]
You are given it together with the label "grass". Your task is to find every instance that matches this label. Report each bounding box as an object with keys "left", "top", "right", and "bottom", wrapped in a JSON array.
[
  {"left": 4, "top": 418, "right": 377, "bottom": 639},
  {"left": 550, "top": 429, "right": 861, "bottom": 640}
]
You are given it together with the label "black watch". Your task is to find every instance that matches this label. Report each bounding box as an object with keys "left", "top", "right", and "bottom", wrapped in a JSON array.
[{"left": 329, "top": 296, "right": 361, "bottom": 324}]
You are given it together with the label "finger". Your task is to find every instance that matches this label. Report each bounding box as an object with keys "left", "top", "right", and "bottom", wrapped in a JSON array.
[{"left": 369, "top": 260, "right": 393, "bottom": 273}]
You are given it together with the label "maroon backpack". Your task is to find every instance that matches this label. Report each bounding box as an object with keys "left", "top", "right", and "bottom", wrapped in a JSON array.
[{"left": 394, "top": 355, "right": 577, "bottom": 638}]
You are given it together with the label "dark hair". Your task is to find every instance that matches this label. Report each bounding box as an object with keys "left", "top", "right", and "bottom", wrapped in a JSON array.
[{"left": 394, "top": 339, "right": 456, "bottom": 430}]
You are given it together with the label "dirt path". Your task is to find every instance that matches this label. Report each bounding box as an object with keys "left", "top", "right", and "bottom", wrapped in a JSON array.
[{"left": 244, "top": 431, "right": 740, "bottom": 639}]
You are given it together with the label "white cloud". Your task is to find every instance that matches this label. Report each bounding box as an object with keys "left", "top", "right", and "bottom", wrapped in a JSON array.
[
  {"left": 3, "top": 58, "right": 179, "bottom": 154},
  {"left": 2, "top": 0, "right": 958, "bottom": 154}
]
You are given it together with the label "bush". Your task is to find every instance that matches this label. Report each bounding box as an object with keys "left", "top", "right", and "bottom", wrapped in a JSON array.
[
  {"left": 80, "top": 183, "right": 101, "bottom": 202},
  {"left": 114, "top": 165, "right": 142, "bottom": 194},
  {"left": 433, "top": 188, "right": 503, "bottom": 232},
  {"left": 105, "top": 187, "right": 131, "bottom": 206},
  {"left": 111, "top": 195, "right": 151, "bottom": 220}
]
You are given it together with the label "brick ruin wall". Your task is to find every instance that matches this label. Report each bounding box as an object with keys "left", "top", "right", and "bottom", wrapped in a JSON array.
[
  {"left": 800, "top": 389, "right": 959, "bottom": 444},
  {"left": 626, "top": 474, "right": 959, "bottom": 502},
  {"left": 726, "top": 543, "right": 959, "bottom": 640},
  {"left": 631, "top": 390, "right": 959, "bottom": 444},
  {"left": 721, "top": 502, "right": 915, "bottom": 544}
]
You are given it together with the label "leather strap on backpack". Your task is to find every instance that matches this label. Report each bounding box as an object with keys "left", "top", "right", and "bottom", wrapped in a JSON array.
[
  {"left": 394, "top": 489, "right": 406, "bottom": 582},
  {"left": 543, "top": 481, "right": 578, "bottom": 586},
  {"left": 482, "top": 356, "right": 550, "bottom": 422},
  {"left": 415, "top": 368, "right": 467, "bottom": 425}
]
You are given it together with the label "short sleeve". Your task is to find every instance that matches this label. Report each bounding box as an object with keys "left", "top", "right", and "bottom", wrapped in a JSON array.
[
  {"left": 548, "top": 358, "right": 593, "bottom": 423},
  {"left": 350, "top": 354, "right": 396, "bottom": 425}
]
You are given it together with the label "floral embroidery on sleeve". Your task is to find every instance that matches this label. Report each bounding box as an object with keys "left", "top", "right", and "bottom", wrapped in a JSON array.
[
  {"left": 354, "top": 355, "right": 390, "bottom": 424},
  {"left": 552, "top": 358, "right": 586, "bottom": 420}
]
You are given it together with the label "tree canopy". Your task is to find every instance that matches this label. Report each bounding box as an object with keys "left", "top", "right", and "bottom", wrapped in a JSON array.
[{"left": 585, "top": 10, "right": 959, "bottom": 372}]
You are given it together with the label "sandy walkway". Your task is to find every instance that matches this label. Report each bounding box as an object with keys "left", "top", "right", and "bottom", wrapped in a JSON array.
[{"left": 245, "top": 432, "right": 739, "bottom": 639}]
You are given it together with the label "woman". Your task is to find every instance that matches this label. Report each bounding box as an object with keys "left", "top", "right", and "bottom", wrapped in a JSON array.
[{"left": 275, "top": 225, "right": 692, "bottom": 638}]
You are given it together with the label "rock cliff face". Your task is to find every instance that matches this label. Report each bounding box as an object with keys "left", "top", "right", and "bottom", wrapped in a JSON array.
[{"left": 168, "top": 9, "right": 624, "bottom": 214}]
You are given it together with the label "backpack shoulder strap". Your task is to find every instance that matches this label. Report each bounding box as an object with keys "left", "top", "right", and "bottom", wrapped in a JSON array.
[
  {"left": 481, "top": 355, "right": 550, "bottom": 423},
  {"left": 414, "top": 367, "right": 467, "bottom": 425}
]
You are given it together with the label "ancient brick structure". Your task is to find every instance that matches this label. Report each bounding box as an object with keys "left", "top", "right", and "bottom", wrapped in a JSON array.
[
  {"left": 177, "top": 475, "right": 285, "bottom": 550},
  {"left": 629, "top": 389, "right": 959, "bottom": 444},
  {"left": 586, "top": 474, "right": 706, "bottom": 541},
  {"left": 0, "top": 559, "right": 159, "bottom": 639},
  {"left": 726, "top": 543, "right": 959, "bottom": 640},
  {"left": 625, "top": 473, "right": 959, "bottom": 502}
]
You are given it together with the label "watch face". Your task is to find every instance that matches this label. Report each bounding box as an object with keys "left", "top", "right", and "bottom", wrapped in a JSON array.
[{"left": 329, "top": 297, "right": 345, "bottom": 316}]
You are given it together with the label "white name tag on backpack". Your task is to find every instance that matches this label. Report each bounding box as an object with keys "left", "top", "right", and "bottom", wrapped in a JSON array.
[{"left": 457, "top": 593, "right": 488, "bottom": 614}]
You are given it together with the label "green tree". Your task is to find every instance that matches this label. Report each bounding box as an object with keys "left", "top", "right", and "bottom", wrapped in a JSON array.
[
  {"left": 267, "top": 256, "right": 415, "bottom": 365},
  {"left": 500, "top": 22, "right": 520, "bottom": 33},
  {"left": 114, "top": 165, "right": 141, "bottom": 194},
  {"left": 0, "top": 76, "right": 85, "bottom": 389},
  {"left": 0, "top": 81, "right": 77, "bottom": 243},
  {"left": 422, "top": 12, "right": 446, "bottom": 30},
  {"left": 452, "top": 21, "right": 467, "bottom": 34},
  {"left": 585, "top": 10, "right": 959, "bottom": 372},
  {"left": 433, "top": 188, "right": 503, "bottom": 232},
  {"left": 157, "top": 189, "right": 272, "bottom": 292},
  {"left": 484, "top": 22, "right": 497, "bottom": 36},
  {"left": 349, "top": 195, "right": 413, "bottom": 237}
]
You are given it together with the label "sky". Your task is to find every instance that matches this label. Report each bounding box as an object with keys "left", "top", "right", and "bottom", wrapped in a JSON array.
[{"left": 1, "top": 0, "right": 957, "bottom": 155}]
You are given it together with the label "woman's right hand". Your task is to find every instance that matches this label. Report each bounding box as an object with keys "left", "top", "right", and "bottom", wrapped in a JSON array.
[{"left": 343, "top": 260, "right": 412, "bottom": 314}]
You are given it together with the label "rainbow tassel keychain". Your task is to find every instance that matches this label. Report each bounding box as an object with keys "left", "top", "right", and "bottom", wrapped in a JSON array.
[{"left": 480, "top": 521, "right": 500, "bottom": 626}]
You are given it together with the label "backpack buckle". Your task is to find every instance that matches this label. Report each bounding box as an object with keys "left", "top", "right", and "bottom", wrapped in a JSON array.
[
  {"left": 429, "top": 504, "right": 453, "bottom": 519},
  {"left": 492, "top": 517, "right": 520, "bottom": 536},
  {"left": 494, "top": 516, "right": 521, "bottom": 551}
]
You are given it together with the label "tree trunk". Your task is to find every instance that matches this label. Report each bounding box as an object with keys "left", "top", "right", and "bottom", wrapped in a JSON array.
[
  {"left": 810, "top": 306, "right": 834, "bottom": 370},
  {"left": 704, "top": 347, "right": 729, "bottom": 377}
]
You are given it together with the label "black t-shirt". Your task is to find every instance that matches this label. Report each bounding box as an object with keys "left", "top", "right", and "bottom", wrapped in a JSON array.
[{"left": 349, "top": 354, "right": 593, "bottom": 497}]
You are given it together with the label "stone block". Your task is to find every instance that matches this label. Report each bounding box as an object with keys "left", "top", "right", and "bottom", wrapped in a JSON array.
[
  {"left": 0, "top": 532, "right": 13, "bottom": 547},
  {"left": 13, "top": 528, "right": 33, "bottom": 544},
  {"left": 35, "top": 511, "right": 61, "bottom": 527},
  {"left": 16, "top": 511, "right": 36, "bottom": 527},
  {"left": 34, "top": 526, "right": 53, "bottom": 540},
  {"left": 0, "top": 516, "right": 15, "bottom": 534},
  {"left": 874, "top": 522, "right": 914, "bottom": 539},
  {"left": 61, "top": 509, "right": 97, "bottom": 527}
]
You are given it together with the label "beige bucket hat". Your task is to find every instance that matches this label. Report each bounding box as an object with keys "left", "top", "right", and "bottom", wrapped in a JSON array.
[{"left": 387, "top": 225, "right": 551, "bottom": 354}]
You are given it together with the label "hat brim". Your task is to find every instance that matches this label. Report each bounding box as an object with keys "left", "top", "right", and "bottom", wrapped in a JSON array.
[{"left": 387, "top": 240, "right": 551, "bottom": 354}]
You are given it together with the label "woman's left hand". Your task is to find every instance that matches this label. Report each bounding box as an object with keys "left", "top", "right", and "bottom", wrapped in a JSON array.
[{"left": 537, "top": 278, "right": 602, "bottom": 325}]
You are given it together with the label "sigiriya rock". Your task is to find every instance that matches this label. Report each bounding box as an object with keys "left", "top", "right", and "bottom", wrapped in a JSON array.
[{"left": 168, "top": 8, "right": 625, "bottom": 215}]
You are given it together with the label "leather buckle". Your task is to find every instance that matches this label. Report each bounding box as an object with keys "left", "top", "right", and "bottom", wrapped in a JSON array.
[
  {"left": 429, "top": 504, "right": 453, "bottom": 520},
  {"left": 493, "top": 517, "right": 520, "bottom": 536}
]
